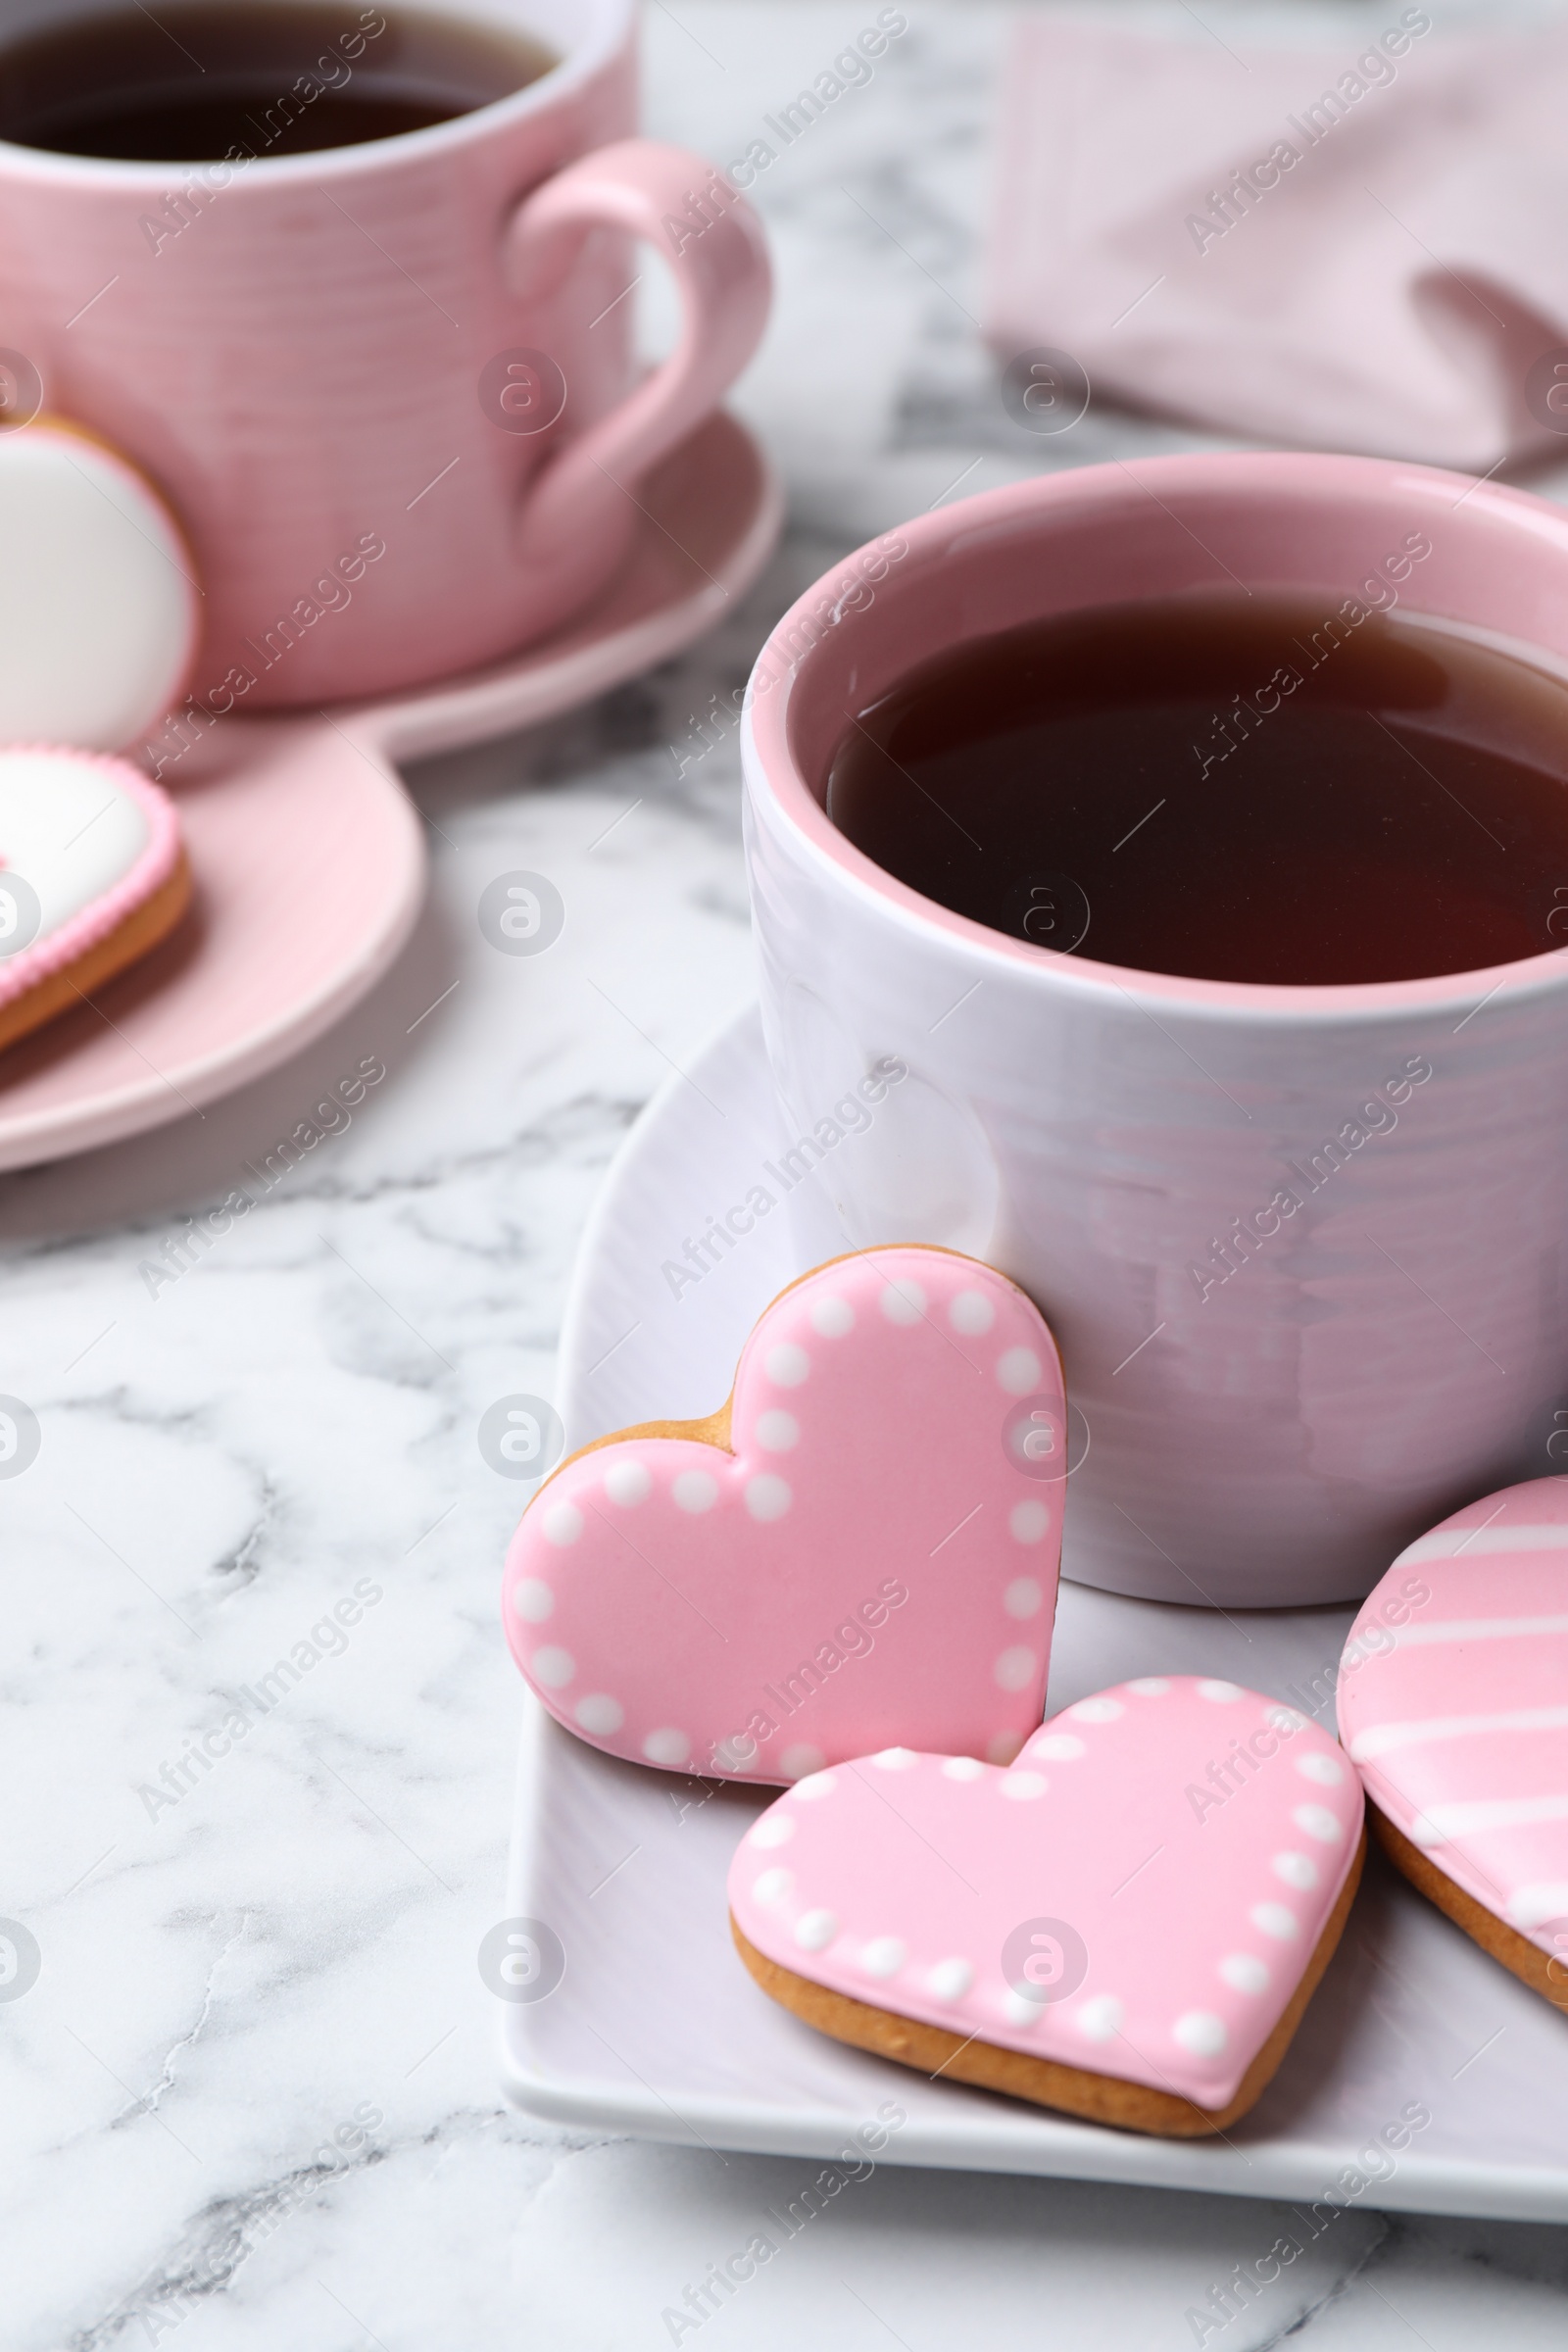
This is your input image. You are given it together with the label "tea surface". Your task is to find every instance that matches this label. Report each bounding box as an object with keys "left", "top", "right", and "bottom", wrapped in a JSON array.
[
  {"left": 825, "top": 593, "right": 1568, "bottom": 985},
  {"left": 0, "top": 4, "right": 554, "bottom": 160}
]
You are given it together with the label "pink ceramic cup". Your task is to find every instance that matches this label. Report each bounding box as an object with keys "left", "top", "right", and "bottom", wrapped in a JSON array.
[
  {"left": 0, "top": 0, "right": 770, "bottom": 710},
  {"left": 743, "top": 451, "right": 1568, "bottom": 1609}
]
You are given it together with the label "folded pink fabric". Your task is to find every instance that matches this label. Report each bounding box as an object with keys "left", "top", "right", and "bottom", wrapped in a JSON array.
[{"left": 987, "top": 12, "right": 1568, "bottom": 468}]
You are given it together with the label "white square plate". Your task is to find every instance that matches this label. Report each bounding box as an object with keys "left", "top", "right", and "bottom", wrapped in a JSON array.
[{"left": 501, "top": 1008, "right": 1568, "bottom": 2219}]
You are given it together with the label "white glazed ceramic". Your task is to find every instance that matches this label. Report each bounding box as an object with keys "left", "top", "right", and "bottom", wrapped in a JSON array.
[
  {"left": 742, "top": 452, "right": 1568, "bottom": 1608},
  {"left": 500, "top": 1006, "right": 1568, "bottom": 2221}
]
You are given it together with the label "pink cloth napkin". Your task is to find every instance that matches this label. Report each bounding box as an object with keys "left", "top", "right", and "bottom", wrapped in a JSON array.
[{"left": 987, "top": 13, "right": 1568, "bottom": 468}]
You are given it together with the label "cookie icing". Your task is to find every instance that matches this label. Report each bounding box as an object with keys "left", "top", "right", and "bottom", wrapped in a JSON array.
[
  {"left": 1338, "top": 1476, "right": 1568, "bottom": 1953},
  {"left": 0, "top": 748, "right": 183, "bottom": 1011},
  {"left": 503, "top": 1248, "right": 1068, "bottom": 1782},
  {"left": 0, "top": 419, "right": 199, "bottom": 750},
  {"left": 727, "top": 1677, "right": 1363, "bottom": 2110}
]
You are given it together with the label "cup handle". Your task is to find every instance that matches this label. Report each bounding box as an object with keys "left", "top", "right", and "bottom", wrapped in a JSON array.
[{"left": 501, "top": 138, "right": 771, "bottom": 570}]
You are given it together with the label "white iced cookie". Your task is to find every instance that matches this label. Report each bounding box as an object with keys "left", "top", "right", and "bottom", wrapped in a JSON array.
[
  {"left": 0, "top": 746, "right": 190, "bottom": 1053},
  {"left": 0, "top": 419, "right": 199, "bottom": 749}
]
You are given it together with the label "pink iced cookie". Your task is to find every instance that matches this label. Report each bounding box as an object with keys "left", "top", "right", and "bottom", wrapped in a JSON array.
[
  {"left": 503, "top": 1247, "right": 1067, "bottom": 1783},
  {"left": 729, "top": 1677, "right": 1365, "bottom": 2134},
  {"left": 0, "top": 746, "right": 190, "bottom": 1054},
  {"left": 1338, "top": 1476, "right": 1568, "bottom": 2012}
]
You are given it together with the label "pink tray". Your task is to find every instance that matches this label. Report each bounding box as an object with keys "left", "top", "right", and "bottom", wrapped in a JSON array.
[{"left": 0, "top": 410, "right": 781, "bottom": 1173}]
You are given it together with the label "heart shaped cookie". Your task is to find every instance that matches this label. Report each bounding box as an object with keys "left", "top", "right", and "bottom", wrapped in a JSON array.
[
  {"left": 0, "top": 747, "right": 190, "bottom": 1054},
  {"left": 729, "top": 1677, "right": 1365, "bottom": 2134},
  {"left": 0, "top": 418, "right": 199, "bottom": 751},
  {"left": 1338, "top": 1476, "right": 1568, "bottom": 2012},
  {"left": 503, "top": 1247, "right": 1067, "bottom": 1783}
]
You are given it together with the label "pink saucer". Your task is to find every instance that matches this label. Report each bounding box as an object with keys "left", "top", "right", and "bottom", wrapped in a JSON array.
[{"left": 0, "top": 412, "right": 781, "bottom": 1173}]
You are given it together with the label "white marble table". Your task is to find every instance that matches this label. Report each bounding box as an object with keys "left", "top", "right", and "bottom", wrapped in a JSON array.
[{"left": 5, "top": 5, "right": 1568, "bottom": 2346}]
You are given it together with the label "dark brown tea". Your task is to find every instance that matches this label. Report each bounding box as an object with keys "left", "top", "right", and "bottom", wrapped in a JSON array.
[
  {"left": 825, "top": 592, "right": 1568, "bottom": 986},
  {"left": 0, "top": 4, "right": 556, "bottom": 162}
]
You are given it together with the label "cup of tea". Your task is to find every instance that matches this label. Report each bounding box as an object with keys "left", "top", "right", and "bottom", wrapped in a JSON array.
[
  {"left": 742, "top": 451, "right": 1568, "bottom": 1608},
  {"left": 0, "top": 0, "right": 770, "bottom": 710}
]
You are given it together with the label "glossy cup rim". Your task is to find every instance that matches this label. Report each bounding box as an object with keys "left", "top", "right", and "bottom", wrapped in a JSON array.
[
  {"left": 743, "top": 449, "right": 1568, "bottom": 1026},
  {"left": 0, "top": 0, "right": 631, "bottom": 184}
]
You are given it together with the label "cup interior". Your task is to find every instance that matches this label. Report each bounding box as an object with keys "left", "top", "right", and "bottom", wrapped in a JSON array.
[
  {"left": 0, "top": 0, "right": 629, "bottom": 158},
  {"left": 771, "top": 453, "right": 1568, "bottom": 815},
  {"left": 0, "top": 0, "right": 609, "bottom": 56}
]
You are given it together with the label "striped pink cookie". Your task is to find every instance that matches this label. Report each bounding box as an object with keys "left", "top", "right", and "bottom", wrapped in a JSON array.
[
  {"left": 729, "top": 1677, "right": 1365, "bottom": 2134},
  {"left": 503, "top": 1247, "right": 1067, "bottom": 1784},
  {"left": 1339, "top": 1478, "right": 1568, "bottom": 2011}
]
